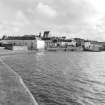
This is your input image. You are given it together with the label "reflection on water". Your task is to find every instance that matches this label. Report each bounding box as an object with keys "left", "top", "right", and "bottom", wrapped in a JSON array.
[
  {"left": 36, "top": 51, "right": 45, "bottom": 56},
  {"left": 3, "top": 52, "right": 105, "bottom": 105}
]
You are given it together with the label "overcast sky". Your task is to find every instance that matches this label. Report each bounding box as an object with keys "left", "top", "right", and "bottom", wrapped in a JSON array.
[{"left": 0, "top": 0, "right": 105, "bottom": 41}]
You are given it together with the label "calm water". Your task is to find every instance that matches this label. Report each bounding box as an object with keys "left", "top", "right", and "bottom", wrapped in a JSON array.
[{"left": 3, "top": 51, "right": 105, "bottom": 105}]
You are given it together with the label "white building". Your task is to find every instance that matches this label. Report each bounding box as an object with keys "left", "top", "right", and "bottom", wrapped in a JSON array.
[
  {"left": 84, "top": 42, "right": 91, "bottom": 48},
  {"left": 36, "top": 38, "right": 45, "bottom": 50}
]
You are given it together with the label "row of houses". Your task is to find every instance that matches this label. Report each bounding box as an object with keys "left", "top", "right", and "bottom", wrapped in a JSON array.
[
  {"left": 0, "top": 31, "right": 105, "bottom": 52},
  {"left": 43, "top": 36, "right": 105, "bottom": 51}
]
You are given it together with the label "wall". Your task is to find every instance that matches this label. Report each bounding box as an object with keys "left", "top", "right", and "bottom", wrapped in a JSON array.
[
  {"left": 36, "top": 39, "right": 45, "bottom": 50},
  {"left": 2, "top": 40, "right": 37, "bottom": 50},
  {"left": 13, "top": 46, "right": 28, "bottom": 51}
]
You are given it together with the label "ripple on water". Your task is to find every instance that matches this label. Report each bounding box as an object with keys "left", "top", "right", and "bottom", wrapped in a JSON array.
[{"left": 3, "top": 52, "right": 105, "bottom": 105}]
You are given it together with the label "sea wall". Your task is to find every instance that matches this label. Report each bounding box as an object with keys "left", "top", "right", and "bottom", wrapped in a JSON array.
[{"left": 13, "top": 46, "right": 28, "bottom": 51}]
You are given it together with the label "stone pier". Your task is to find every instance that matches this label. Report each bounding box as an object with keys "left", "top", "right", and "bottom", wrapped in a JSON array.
[{"left": 0, "top": 58, "right": 38, "bottom": 105}]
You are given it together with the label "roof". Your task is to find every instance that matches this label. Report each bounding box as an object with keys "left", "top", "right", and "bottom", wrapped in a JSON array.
[{"left": 3, "top": 35, "right": 36, "bottom": 40}]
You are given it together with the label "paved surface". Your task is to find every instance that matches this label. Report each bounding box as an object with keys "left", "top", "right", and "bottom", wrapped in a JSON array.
[{"left": 0, "top": 49, "right": 38, "bottom": 105}]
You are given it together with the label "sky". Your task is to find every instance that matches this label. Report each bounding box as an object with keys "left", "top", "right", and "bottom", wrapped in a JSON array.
[{"left": 0, "top": 0, "right": 105, "bottom": 41}]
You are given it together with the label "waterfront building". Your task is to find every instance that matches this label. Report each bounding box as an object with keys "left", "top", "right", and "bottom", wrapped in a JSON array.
[
  {"left": 36, "top": 38, "right": 45, "bottom": 50},
  {"left": 84, "top": 41, "right": 91, "bottom": 48},
  {"left": 66, "top": 39, "right": 77, "bottom": 47},
  {"left": 84, "top": 41, "right": 103, "bottom": 51},
  {"left": 1, "top": 35, "right": 39, "bottom": 50}
]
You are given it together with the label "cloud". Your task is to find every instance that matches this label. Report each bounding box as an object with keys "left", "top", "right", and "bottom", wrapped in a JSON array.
[
  {"left": 0, "top": 0, "right": 105, "bottom": 41},
  {"left": 51, "top": 0, "right": 95, "bottom": 25},
  {"left": 15, "top": 10, "right": 30, "bottom": 25},
  {"left": 87, "top": 0, "right": 105, "bottom": 14},
  {"left": 36, "top": 2, "right": 57, "bottom": 18},
  {"left": 0, "top": 9, "right": 31, "bottom": 35}
]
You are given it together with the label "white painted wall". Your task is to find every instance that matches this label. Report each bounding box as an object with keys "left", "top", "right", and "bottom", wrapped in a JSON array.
[
  {"left": 36, "top": 39, "right": 45, "bottom": 50},
  {"left": 13, "top": 46, "right": 28, "bottom": 51},
  {"left": 84, "top": 42, "right": 91, "bottom": 48}
]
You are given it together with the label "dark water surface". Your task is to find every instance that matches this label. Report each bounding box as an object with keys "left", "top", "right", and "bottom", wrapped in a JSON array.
[{"left": 3, "top": 51, "right": 105, "bottom": 105}]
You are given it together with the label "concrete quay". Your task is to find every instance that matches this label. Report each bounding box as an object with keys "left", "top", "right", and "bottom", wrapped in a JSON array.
[{"left": 0, "top": 55, "right": 38, "bottom": 105}]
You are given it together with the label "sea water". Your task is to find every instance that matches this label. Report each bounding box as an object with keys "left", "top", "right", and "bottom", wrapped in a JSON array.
[{"left": 3, "top": 51, "right": 105, "bottom": 105}]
